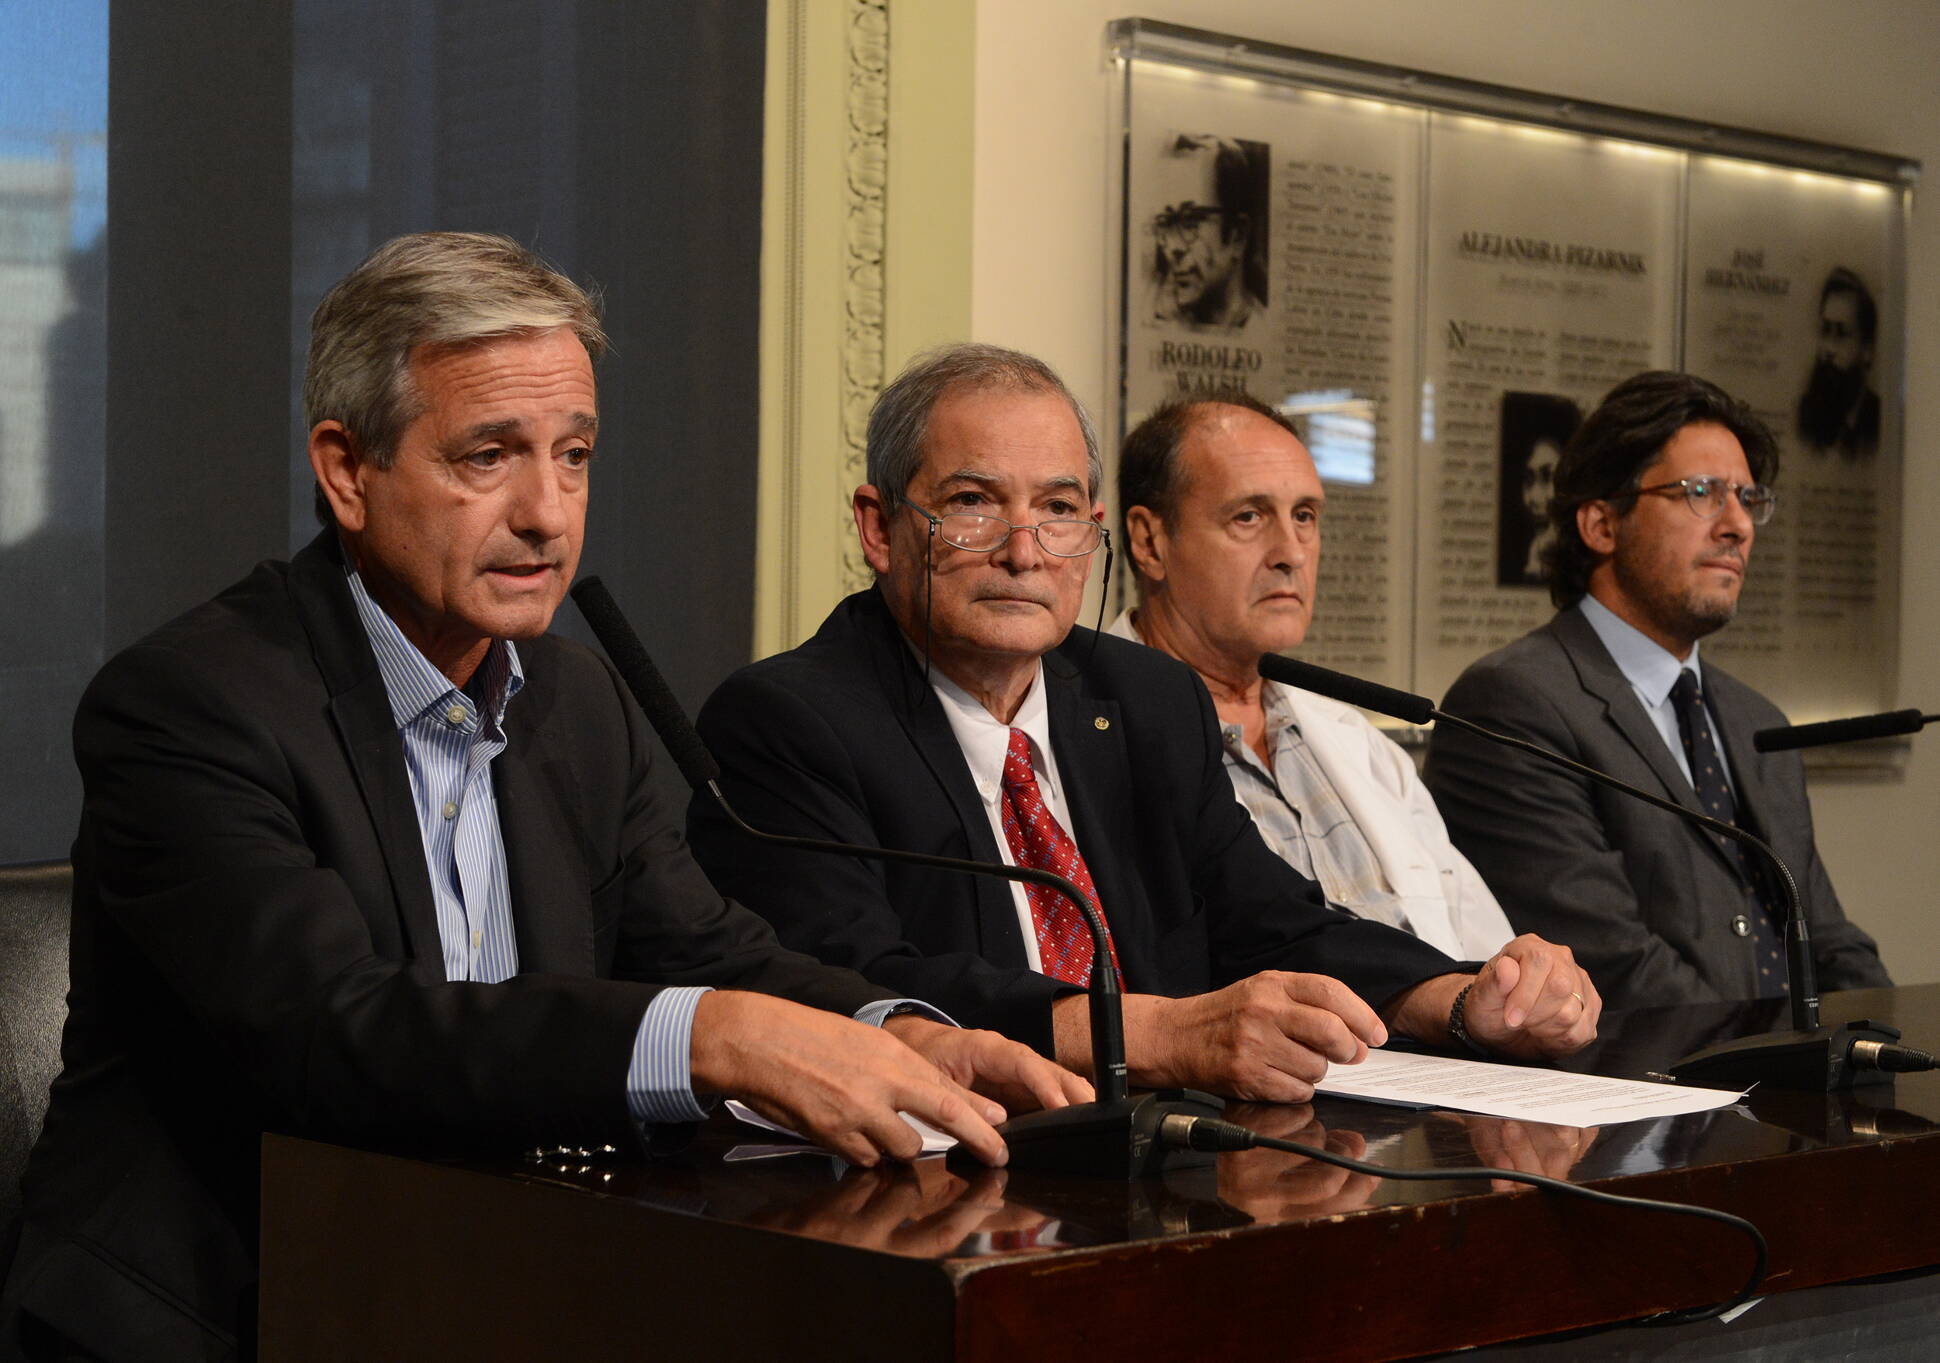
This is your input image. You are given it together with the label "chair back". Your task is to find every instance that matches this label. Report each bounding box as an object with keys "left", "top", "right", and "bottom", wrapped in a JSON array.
[{"left": 0, "top": 860, "right": 72, "bottom": 1247}]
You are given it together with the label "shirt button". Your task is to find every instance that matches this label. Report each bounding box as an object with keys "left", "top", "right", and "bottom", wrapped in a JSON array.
[
  {"left": 443, "top": 800, "right": 458, "bottom": 820},
  {"left": 446, "top": 703, "right": 467, "bottom": 726},
  {"left": 1730, "top": 914, "right": 1750, "bottom": 937},
  {"left": 471, "top": 929, "right": 482, "bottom": 951}
]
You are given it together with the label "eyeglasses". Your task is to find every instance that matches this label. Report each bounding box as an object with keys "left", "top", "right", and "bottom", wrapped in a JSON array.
[
  {"left": 1150, "top": 205, "right": 1226, "bottom": 245},
  {"left": 1616, "top": 476, "right": 1776, "bottom": 526},
  {"left": 902, "top": 499, "right": 1106, "bottom": 558}
]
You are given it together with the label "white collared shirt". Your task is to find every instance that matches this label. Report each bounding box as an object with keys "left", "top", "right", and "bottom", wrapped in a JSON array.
[
  {"left": 928, "top": 662, "right": 1077, "bottom": 975},
  {"left": 1578, "top": 594, "right": 1734, "bottom": 799}
]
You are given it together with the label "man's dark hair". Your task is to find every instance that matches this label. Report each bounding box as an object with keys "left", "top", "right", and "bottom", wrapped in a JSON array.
[
  {"left": 1118, "top": 393, "right": 1299, "bottom": 583},
  {"left": 1209, "top": 138, "right": 1271, "bottom": 310},
  {"left": 1543, "top": 371, "right": 1778, "bottom": 609},
  {"left": 1152, "top": 135, "right": 1271, "bottom": 315},
  {"left": 1820, "top": 266, "right": 1878, "bottom": 348}
]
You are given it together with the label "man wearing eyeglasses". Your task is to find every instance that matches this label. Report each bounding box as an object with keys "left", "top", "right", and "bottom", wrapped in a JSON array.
[
  {"left": 1149, "top": 133, "right": 1269, "bottom": 331},
  {"left": 1425, "top": 370, "right": 1890, "bottom": 1009},
  {"left": 690, "top": 343, "right": 1596, "bottom": 1105}
]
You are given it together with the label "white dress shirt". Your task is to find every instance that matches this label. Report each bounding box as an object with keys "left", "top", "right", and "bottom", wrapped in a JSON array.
[{"left": 1107, "top": 609, "right": 1512, "bottom": 961}]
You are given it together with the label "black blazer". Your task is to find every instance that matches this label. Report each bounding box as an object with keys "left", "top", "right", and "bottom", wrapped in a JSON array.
[
  {"left": 1424, "top": 604, "right": 1889, "bottom": 1009},
  {"left": 3, "top": 532, "right": 888, "bottom": 1362},
  {"left": 689, "top": 589, "right": 1459, "bottom": 1058}
]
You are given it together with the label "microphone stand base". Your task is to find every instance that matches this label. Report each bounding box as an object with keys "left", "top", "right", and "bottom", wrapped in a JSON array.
[
  {"left": 985, "top": 1090, "right": 1224, "bottom": 1180},
  {"left": 1668, "top": 1021, "right": 1902, "bottom": 1092}
]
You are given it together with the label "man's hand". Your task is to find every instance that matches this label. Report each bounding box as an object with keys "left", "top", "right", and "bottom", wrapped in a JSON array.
[
  {"left": 1465, "top": 935, "right": 1600, "bottom": 1056},
  {"left": 1389, "top": 935, "right": 1600, "bottom": 1059},
  {"left": 1056, "top": 972, "right": 1388, "bottom": 1103},
  {"left": 690, "top": 992, "right": 1010, "bottom": 1167},
  {"left": 881, "top": 1014, "right": 1093, "bottom": 1115}
]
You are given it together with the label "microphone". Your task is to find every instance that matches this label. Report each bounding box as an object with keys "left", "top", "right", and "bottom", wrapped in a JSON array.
[
  {"left": 570, "top": 576, "right": 1219, "bottom": 1177},
  {"left": 1257, "top": 652, "right": 1925, "bottom": 1092},
  {"left": 1752, "top": 709, "right": 1933, "bottom": 753}
]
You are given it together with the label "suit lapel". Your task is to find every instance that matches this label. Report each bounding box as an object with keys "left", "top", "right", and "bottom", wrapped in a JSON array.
[
  {"left": 494, "top": 686, "right": 595, "bottom": 976},
  {"left": 1554, "top": 610, "right": 1704, "bottom": 814},
  {"left": 1552, "top": 608, "right": 1741, "bottom": 879},
  {"left": 289, "top": 535, "right": 446, "bottom": 971},
  {"left": 1043, "top": 661, "right": 1141, "bottom": 977},
  {"left": 859, "top": 593, "right": 1029, "bottom": 964}
]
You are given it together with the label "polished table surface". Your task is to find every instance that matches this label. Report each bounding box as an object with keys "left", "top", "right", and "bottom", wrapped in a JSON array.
[{"left": 259, "top": 984, "right": 1940, "bottom": 1361}]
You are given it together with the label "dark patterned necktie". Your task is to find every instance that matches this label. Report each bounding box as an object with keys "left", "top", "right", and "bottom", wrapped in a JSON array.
[
  {"left": 998, "top": 728, "right": 1120, "bottom": 987},
  {"left": 1669, "top": 670, "right": 1786, "bottom": 996}
]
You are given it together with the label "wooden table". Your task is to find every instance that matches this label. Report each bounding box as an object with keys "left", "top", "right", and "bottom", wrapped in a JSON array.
[{"left": 258, "top": 984, "right": 1940, "bottom": 1361}]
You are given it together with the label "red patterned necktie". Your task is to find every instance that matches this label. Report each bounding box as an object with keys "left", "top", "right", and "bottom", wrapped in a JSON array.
[{"left": 998, "top": 727, "right": 1120, "bottom": 987}]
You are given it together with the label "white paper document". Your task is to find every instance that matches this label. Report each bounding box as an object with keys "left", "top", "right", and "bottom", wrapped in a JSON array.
[
  {"left": 1315, "top": 1049, "right": 1743, "bottom": 1127},
  {"left": 724, "top": 1099, "right": 957, "bottom": 1155}
]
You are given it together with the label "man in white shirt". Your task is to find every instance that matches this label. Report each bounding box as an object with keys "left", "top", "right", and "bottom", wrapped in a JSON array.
[
  {"left": 1424, "top": 370, "right": 1891, "bottom": 1007},
  {"left": 1114, "top": 394, "right": 1513, "bottom": 962}
]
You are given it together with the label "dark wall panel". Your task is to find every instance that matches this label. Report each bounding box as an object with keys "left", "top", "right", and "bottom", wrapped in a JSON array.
[
  {"left": 64, "top": 0, "right": 767, "bottom": 859},
  {"left": 106, "top": 0, "right": 294, "bottom": 650},
  {"left": 566, "top": 4, "right": 766, "bottom": 715}
]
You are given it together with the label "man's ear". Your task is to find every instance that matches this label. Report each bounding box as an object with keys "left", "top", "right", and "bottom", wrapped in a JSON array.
[
  {"left": 853, "top": 484, "right": 895, "bottom": 576},
  {"left": 309, "top": 421, "right": 368, "bottom": 533},
  {"left": 1577, "top": 498, "right": 1619, "bottom": 556},
  {"left": 1124, "top": 505, "right": 1168, "bottom": 585}
]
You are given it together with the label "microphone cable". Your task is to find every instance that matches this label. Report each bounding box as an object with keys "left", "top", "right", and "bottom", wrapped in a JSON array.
[{"left": 1158, "top": 1112, "right": 1768, "bottom": 1325}]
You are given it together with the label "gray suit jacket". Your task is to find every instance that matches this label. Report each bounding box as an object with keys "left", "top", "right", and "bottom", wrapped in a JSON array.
[{"left": 1423, "top": 603, "right": 1889, "bottom": 1009}]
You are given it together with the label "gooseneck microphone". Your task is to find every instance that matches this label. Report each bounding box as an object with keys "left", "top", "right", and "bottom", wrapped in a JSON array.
[
  {"left": 1257, "top": 653, "right": 1936, "bottom": 1090},
  {"left": 1752, "top": 708, "right": 1934, "bottom": 753},
  {"left": 571, "top": 576, "right": 1220, "bottom": 1177}
]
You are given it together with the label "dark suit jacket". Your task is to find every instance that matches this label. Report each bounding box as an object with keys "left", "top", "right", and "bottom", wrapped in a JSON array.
[
  {"left": 688, "top": 589, "right": 1459, "bottom": 1058},
  {"left": 2, "top": 532, "right": 889, "bottom": 1363},
  {"left": 1423, "top": 603, "right": 1889, "bottom": 1010}
]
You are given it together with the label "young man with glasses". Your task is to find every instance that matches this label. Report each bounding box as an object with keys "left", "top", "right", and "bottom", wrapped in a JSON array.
[
  {"left": 1425, "top": 370, "right": 1890, "bottom": 1009},
  {"left": 690, "top": 343, "right": 1597, "bottom": 1104}
]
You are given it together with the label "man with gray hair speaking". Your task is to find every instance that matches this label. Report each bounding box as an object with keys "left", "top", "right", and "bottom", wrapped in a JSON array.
[
  {"left": 1, "top": 236, "right": 1080, "bottom": 1363},
  {"left": 691, "top": 343, "right": 1597, "bottom": 1107}
]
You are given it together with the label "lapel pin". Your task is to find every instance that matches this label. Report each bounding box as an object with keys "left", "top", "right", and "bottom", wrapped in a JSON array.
[{"left": 1094, "top": 716, "right": 1110, "bottom": 731}]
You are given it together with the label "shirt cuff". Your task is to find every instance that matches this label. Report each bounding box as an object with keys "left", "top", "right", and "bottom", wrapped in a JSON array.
[
  {"left": 854, "top": 997, "right": 957, "bottom": 1028},
  {"left": 625, "top": 986, "right": 713, "bottom": 1125},
  {"left": 627, "top": 994, "right": 957, "bottom": 1128}
]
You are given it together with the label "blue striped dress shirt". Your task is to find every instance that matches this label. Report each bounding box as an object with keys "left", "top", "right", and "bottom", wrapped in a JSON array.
[{"left": 346, "top": 570, "right": 709, "bottom": 1124}]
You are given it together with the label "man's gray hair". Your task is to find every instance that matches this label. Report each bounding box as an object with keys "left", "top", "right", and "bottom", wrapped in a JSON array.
[
  {"left": 865, "top": 343, "right": 1102, "bottom": 510},
  {"left": 306, "top": 232, "right": 606, "bottom": 522}
]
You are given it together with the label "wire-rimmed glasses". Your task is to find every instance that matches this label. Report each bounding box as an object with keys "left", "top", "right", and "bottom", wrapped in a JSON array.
[
  {"left": 901, "top": 499, "right": 1107, "bottom": 558},
  {"left": 1616, "top": 476, "right": 1776, "bottom": 526}
]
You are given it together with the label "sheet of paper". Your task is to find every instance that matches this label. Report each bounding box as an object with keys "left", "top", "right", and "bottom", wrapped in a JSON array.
[
  {"left": 724, "top": 1099, "right": 957, "bottom": 1154},
  {"left": 1315, "top": 1049, "right": 1743, "bottom": 1126}
]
